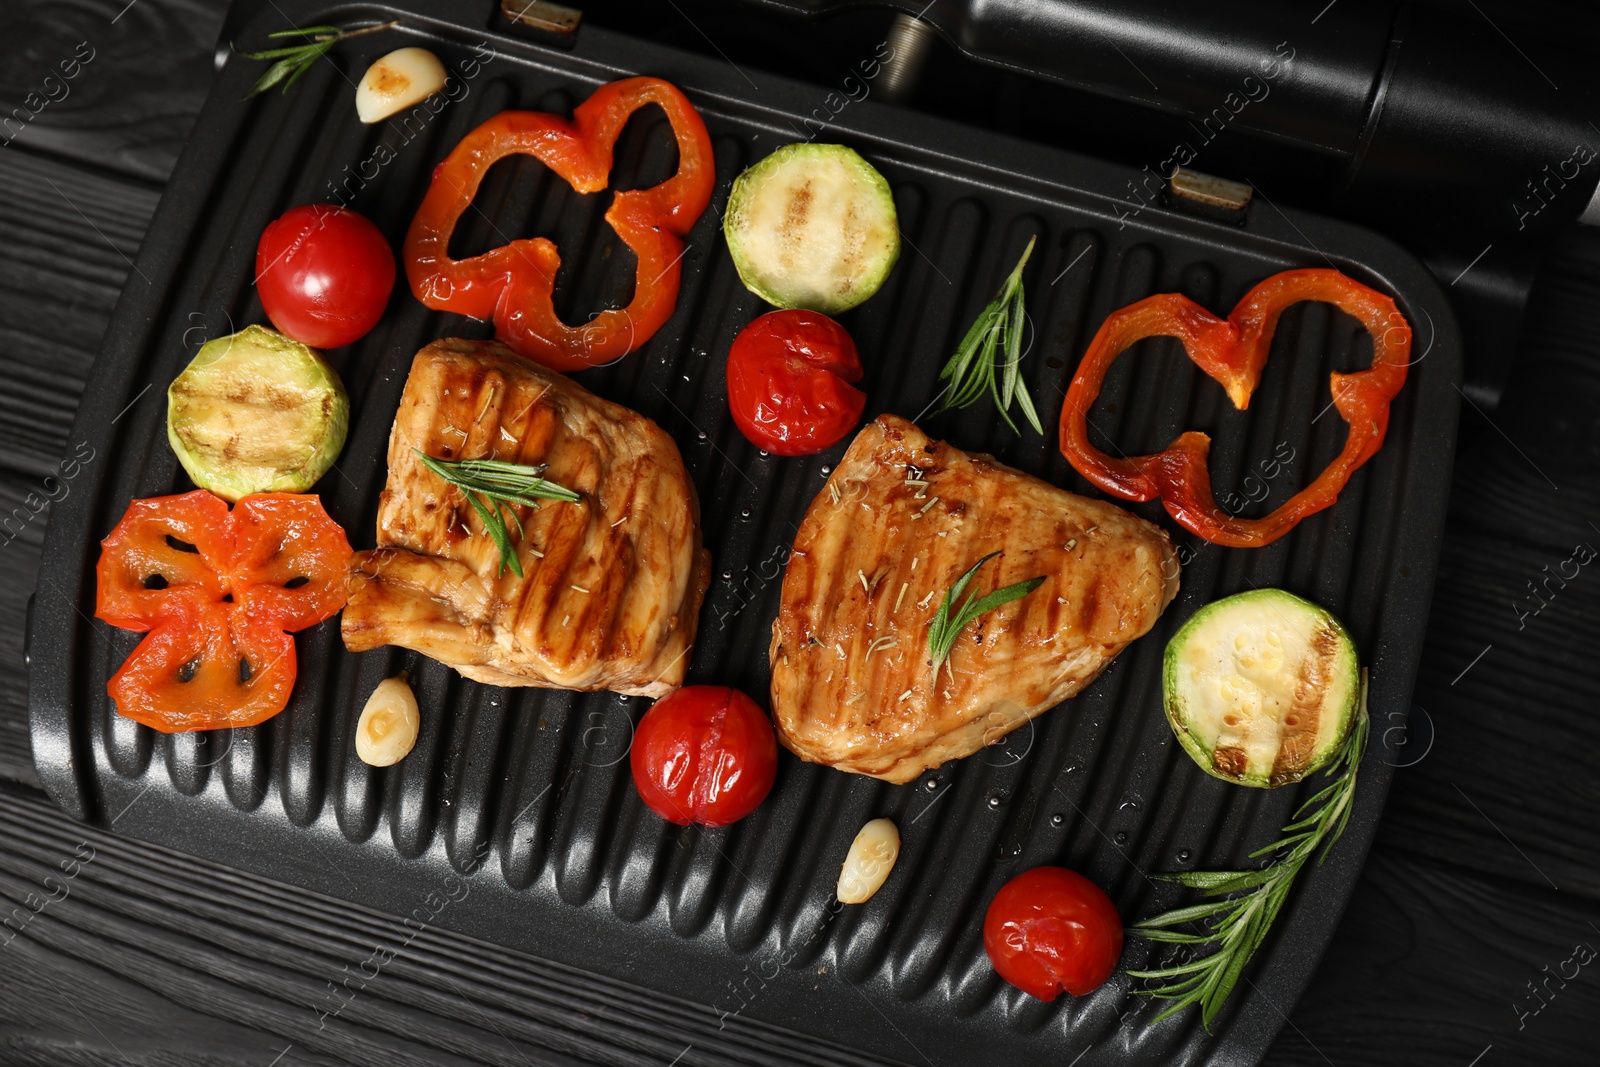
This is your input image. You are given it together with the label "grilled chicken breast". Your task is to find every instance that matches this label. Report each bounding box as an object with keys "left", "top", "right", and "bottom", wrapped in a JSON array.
[
  {"left": 770, "top": 415, "right": 1178, "bottom": 783},
  {"left": 342, "top": 338, "right": 710, "bottom": 698}
]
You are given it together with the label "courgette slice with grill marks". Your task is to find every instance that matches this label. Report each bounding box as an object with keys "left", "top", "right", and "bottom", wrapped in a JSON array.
[
  {"left": 1163, "top": 588, "right": 1360, "bottom": 788},
  {"left": 167, "top": 325, "right": 349, "bottom": 501},
  {"left": 723, "top": 143, "right": 900, "bottom": 315}
]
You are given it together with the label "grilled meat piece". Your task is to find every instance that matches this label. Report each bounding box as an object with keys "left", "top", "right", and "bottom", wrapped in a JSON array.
[
  {"left": 342, "top": 338, "right": 710, "bottom": 698},
  {"left": 770, "top": 415, "right": 1178, "bottom": 783}
]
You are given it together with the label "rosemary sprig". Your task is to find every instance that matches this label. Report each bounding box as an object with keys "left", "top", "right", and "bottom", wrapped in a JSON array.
[
  {"left": 1127, "top": 674, "right": 1371, "bottom": 1029},
  {"left": 936, "top": 235, "right": 1043, "bottom": 434},
  {"left": 234, "top": 21, "right": 399, "bottom": 98},
  {"left": 413, "top": 451, "right": 581, "bottom": 579},
  {"left": 927, "top": 551, "right": 1044, "bottom": 672}
]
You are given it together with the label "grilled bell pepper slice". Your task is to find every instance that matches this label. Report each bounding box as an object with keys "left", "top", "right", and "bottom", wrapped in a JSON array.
[
  {"left": 404, "top": 76, "right": 715, "bottom": 372},
  {"left": 1058, "top": 268, "right": 1411, "bottom": 548},
  {"left": 95, "top": 490, "right": 352, "bottom": 732}
]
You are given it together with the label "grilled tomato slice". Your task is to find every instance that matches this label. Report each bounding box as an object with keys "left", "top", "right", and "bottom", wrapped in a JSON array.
[{"left": 95, "top": 490, "right": 351, "bottom": 732}]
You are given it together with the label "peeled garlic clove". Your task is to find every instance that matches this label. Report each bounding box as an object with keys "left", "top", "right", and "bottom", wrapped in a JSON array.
[
  {"left": 836, "top": 817, "right": 900, "bottom": 904},
  {"left": 356, "top": 674, "right": 420, "bottom": 767},
  {"left": 355, "top": 47, "right": 447, "bottom": 124}
]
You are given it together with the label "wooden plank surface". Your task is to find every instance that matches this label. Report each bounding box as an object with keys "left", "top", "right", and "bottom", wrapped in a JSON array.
[
  {"left": 0, "top": 0, "right": 222, "bottom": 182},
  {"left": 2, "top": 0, "right": 1598, "bottom": 1063}
]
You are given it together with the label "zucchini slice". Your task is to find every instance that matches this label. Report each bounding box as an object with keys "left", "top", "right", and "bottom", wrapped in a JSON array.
[
  {"left": 1163, "top": 589, "right": 1360, "bottom": 788},
  {"left": 167, "top": 325, "right": 349, "bottom": 502},
  {"left": 723, "top": 143, "right": 900, "bottom": 314}
]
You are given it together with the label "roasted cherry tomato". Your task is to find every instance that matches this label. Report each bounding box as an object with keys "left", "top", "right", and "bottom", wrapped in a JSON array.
[
  {"left": 630, "top": 685, "right": 778, "bottom": 827},
  {"left": 983, "top": 866, "right": 1123, "bottom": 1000},
  {"left": 256, "top": 203, "right": 395, "bottom": 349},
  {"left": 726, "top": 309, "right": 866, "bottom": 456}
]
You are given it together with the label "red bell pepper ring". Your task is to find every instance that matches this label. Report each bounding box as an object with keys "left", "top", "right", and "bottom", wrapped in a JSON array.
[
  {"left": 1058, "top": 268, "right": 1411, "bottom": 548},
  {"left": 95, "top": 491, "right": 352, "bottom": 732},
  {"left": 403, "top": 76, "right": 715, "bottom": 373}
]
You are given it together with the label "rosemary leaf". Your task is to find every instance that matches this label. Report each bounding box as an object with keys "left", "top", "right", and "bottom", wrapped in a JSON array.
[
  {"left": 927, "top": 551, "right": 1044, "bottom": 672},
  {"left": 936, "top": 235, "right": 1042, "bottom": 433},
  {"left": 1013, "top": 371, "right": 1044, "bottom": 434},
  {"left": 1128, "top": 675, "right": 1370, "bottom": 1030},
  {"left": 248, "top": 58, "right": 298, "bottom": 95},
  {"left": 1126, "top": 956, "right": 1222, "bottom": 981},
  {"left": 1124, "top": 927, "right": 1216, "bottom": 945},
  {"left": 235, "top": 21, "right": 398, "bottom": 99},
  {"left": 939, "top": 304, "right": 993, "bottom": 385},
  {"left": 261, "top": 24, "right": 343, "bottom": 38},
  {"left": 240, "top": 44, "right": 331, "bottom": 60},
  {"left": 999, "top": 284, "right": 1024, "bottom": 409},
  {"left": 1129, "top": 898, "right": 1238, "bottom": 927},
  {"left": 414, "top": 450, "right": 580, "bottom": 579},
  {"left": 459, "top": 487, "right": 523, "bottom": 581}
]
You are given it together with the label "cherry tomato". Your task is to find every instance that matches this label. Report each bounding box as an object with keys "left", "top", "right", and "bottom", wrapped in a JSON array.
[
  {"left": 726, "top": 309, "right": 866, "bottom": 456},
  {"left": 630, "top": 685, "right": 778, "bottom": 827},
  {"left": 983, "top": 866, "right": 1123, "bottom": 1000},
  {"left": 256, "top": 203, "right": 395, "bottom": 348}
]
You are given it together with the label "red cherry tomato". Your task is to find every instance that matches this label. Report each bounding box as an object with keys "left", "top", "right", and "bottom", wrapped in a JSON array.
[
  {"left": 983, "top": 866, "right": 1123, "bottom": 1000},
  {"left": 630, "top": 685, "right": 778, "bottom": 827},
  {"left": 726, "top": 309, "right": 866, "bottom": 456},
  {"left": 256, "top": 203, "right": 395, "bottom": 348}
]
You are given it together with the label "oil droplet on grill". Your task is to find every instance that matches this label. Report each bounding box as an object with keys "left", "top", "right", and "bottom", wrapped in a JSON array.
[
  {"left": 985, "top": 790, "right": 1005, "bottom": 809},
  {"left": 740, "top": 508, "right": 751, "bottom": 519},
  {"left": 1178, "top": 849, "right": 1192, "bottom": 862},
  {"left": 1114, "top": 831, "right": 1128, "bottom": 844},
  {"left": 925, "top": 778, "right": 940, "bottom": 792},
  {"left": 1049, "top": 813, "right": 1065, "bottom": 827}
]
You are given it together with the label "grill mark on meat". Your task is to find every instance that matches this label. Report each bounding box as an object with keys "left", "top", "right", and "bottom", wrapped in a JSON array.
[{"left": 1077, "top": 575, "right": 1102, "bottom": 636}]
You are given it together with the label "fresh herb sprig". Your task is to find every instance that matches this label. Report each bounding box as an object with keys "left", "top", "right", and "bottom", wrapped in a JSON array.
[
  {"left": 414, "top": 451, "right": 581, "bottom": 579},
  {"left": 936, "top": 235, "right": 1043, "bottom": 435},
  {"left": 1127, "top": 676, "right": 1370, "bottom": 1029},
  {"left": 927, "top": 551, "right": 1044, "bottom": 673},
  {"left": 235, "top": 21, "right": 399, "bottom": 99}
]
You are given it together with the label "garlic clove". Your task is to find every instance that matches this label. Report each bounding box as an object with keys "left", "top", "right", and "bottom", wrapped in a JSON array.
[
  {"left": 356, "top": 674, "right": 420, "bottom": 766},
  {"left": 836, "top": 817, "right": 900, "bottom": 904},
  {"left": 355, "top": 47, "right": 447, "bottom": 124}
]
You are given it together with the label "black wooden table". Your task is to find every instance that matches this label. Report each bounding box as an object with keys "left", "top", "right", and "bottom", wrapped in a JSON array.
[{"left": 2, "top": 1, "right": 1597, "bottom": 1063}]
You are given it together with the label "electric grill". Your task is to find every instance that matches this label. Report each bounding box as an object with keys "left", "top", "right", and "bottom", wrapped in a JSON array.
[{"left": 30, "top": 1, "right": 1461, "bottom": 1062}]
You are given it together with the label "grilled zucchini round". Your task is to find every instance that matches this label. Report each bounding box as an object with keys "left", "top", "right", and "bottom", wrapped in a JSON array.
[
  {"left": 167, "top": 325, "right": 348, "bottom": 501},
  {"left": 1163, "top": 588, "right": 1360, "bottom": 788},
  {"left": 723, "top": 143, "right": 900, "bottom": 314}
]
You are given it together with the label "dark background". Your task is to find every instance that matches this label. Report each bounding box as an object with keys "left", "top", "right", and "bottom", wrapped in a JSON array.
[{"left": 1, "top": 0, "right": 1596, "bottom": 1064}]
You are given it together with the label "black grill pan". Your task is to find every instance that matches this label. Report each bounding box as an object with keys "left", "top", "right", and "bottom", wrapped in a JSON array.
[{"left": 27, "top": 1, "right": 1460, "bottom": 1063}]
